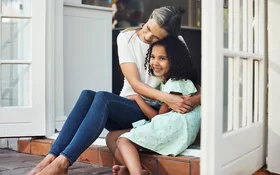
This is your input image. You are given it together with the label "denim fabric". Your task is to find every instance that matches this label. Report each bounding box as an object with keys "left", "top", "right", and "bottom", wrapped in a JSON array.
[{"left": 48, "top": 90, "right": 146, "bottom": 165}]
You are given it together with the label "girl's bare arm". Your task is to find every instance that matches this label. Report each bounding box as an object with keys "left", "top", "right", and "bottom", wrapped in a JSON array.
[
  {"left": 121, "top": 63, "right": 190, "bottom": 113},
  {"left": 127, "top": 94, "right": 158, "bottom": 120}
]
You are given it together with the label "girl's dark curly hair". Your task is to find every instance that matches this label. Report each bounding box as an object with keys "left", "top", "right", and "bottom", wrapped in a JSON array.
[{"left": 144, "top": 36, "right": 197, "bottom": 84}]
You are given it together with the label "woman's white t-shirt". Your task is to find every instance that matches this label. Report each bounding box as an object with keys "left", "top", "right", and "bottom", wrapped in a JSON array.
[{"left": 117, "top": 30, "right": 162, "bottom": 97}]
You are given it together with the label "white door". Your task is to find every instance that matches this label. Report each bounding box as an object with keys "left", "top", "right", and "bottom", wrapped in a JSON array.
[
  {"left": 0, "top": 0, "right": 46, "bottom": 137},
  {"left": 201, "top": 0, "right": 266, "bottom": 174}
]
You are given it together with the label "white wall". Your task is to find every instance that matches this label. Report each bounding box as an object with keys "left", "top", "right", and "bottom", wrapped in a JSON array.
[{"left": 267, "top": 0, "right": 280, "bottom": 173}]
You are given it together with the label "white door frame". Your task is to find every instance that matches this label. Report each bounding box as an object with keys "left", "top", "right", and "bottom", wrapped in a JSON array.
[
  {"left": 45, "top": 0, "right": 65, "bottom": 136},
  {"left": 201, "top": 0, "right": 267, "bottom": 174}
]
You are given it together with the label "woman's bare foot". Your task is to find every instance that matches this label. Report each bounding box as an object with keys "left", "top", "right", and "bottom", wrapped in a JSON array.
[
  {"left": 36, "top": 155, "right": 70, "bottom": 175},
  {"left": 27, "top": 154, "right": 56, "bottom": 175},
  {"left": 112, "top": 165, "right": 150, "bottom": 175}
]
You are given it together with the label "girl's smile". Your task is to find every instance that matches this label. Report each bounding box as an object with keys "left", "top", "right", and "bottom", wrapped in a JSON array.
[{"left": 149, "top": 45, "right": 170, "bottom": 81}]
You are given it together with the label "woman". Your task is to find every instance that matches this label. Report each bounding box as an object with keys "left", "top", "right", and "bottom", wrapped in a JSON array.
[{"left": 29, "top": 6, "right": 200, "bottom": 175}]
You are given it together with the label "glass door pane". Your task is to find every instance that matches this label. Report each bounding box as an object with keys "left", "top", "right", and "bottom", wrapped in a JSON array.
[
  {"left": 0, "top": 0, "right": 31, "bottom": 107},
  {"left": 1, "top": 18, "right": 31, "bottom": 60},
  {"left": 0, "top": 64, "right": 30, "bottom": 106},
  {"left": 1, "top": 0, "right": 31, "bottom": 16}
]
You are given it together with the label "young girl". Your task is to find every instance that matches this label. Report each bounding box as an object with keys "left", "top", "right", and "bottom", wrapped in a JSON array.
[{"left": 106, "top": 36, "right": 201, "bottom": 175}]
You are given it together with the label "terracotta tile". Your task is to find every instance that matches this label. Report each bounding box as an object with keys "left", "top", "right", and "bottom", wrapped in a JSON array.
[
  {"left": 77, "top": 147, "right": 99, "bottom": 164},
  {"left": 17, "top": 140, "right": 31, "bottom": 154},
  {"left": 251, "top": 166, "right": 280, "bottom": 175},
  {"left": 98, "top": 146, "right": 114, "bottom": 166},
  {"left": 252, "top": 169, "right": 269, "bottom": 175},
  {"left": 191, "top": 158, "right": 200, "bottom": 175},
  {"left": 158, "top": 155, "right": 195, "bottom": 162},
  {"left": 139, "top": 153, "right": 157, "bottom": 175},
  {"left": 158, "top": 157, "right": 190, "bottom": 175},
  {"left": 30, "top": 141, "right": 51, "bottom": 156},
  {"left": 31, "top": 138, "right": 54, "bottom": 144}
]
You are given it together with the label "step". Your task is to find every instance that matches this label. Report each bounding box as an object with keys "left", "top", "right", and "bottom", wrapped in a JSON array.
[{"left": 17, "top": 138, "right": 200, "bottom": 175}]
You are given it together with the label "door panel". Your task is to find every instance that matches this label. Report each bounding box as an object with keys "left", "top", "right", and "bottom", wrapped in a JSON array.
[
  {"left": 0, "top": 0, "right": 46, "bottom": 137},
  {"left": 201, "top": 0, "right": 266, "bottom": 174}
]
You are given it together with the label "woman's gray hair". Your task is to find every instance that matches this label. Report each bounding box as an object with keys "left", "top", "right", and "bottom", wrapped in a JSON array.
[{"left": 149, "top": 6, "right": 185, "bottom": 37}]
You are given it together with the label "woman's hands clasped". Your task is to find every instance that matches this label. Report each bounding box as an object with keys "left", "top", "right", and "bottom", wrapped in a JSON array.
[{"left": 164, "top": 88, "right": 201, "bottom": 114}]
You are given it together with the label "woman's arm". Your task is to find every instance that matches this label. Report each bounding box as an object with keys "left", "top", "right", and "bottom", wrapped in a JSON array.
[
  {"left": 121, "top": 63, "right": 193, "bottom": 113},
  {"left": 127, "top": 94, "right": 158, "bottom": 119}
]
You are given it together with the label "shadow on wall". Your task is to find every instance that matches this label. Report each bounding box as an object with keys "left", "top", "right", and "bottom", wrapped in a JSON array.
[{"left": 112, "top": 28, "right": 201, "bottom": 95}]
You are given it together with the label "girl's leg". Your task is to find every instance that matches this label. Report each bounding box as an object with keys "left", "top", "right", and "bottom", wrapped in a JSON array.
[
  {"left": 107, "top": 131, "right": 149, "bottom": 175},
  {"left": 106, "top": 130, "right": 130, "bottom": 164},
  {"left": 117, "top": 137, "right": 144, "bottom": 175},
  {"left": 28, "top": 90, "right": 96, "bottom": 175},
  {"left": 106, "top": 130, "right": 130, "bottom": 175}
]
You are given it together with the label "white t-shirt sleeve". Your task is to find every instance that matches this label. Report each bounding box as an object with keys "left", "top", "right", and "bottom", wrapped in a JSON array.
[{"left": 117, "top": 32, "right": 135, "bottom": 64}]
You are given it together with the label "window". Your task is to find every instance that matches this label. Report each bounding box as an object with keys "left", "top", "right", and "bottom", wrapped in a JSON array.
[{"left": 82, "top": 0, "right": 201, "bottom": 28}]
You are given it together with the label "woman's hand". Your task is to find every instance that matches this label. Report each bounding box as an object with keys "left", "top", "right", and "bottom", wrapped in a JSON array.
[
  {"left": 182, "top": 85, "right": 201, "bottom": 112},
  {"left": 164, "top": 91, "right": 201, "bottom": 113},
  {"left": 162, "top": 93, "right": 186, "bottom": 113},
  {"left": 182, "top": 93, "right": 201, "bottom": 112}
]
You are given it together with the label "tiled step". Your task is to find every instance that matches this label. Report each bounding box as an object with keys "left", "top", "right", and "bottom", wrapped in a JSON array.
[
  {"left": 17, "top": 139, "right": 279, "bottom": 175},
  {"left": 17, "top": 138, "right": 200, "bottom": 175}
]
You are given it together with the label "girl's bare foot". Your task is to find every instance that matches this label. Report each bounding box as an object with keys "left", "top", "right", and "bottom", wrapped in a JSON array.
[
  {"left": 112, "top": 165, "right": 129, "bottom": 175},
  {"left": 36, "top": 155, "right": 70, "bottom": 175},
  {"left": 112, "top": 165, "right": 150, "bottom": 175},
  {"left": 27, "top": 154, "right": 56, "bottom": 175}
]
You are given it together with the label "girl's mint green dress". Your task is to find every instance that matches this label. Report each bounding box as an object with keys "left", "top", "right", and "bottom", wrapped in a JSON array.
[{"left": 120, "top": 79, "right": 201, "bottom": 156}]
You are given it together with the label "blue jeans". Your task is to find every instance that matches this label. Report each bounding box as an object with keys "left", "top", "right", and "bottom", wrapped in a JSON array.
[{"left": 48, "top": 90, "right": 146, "bottom": 165}]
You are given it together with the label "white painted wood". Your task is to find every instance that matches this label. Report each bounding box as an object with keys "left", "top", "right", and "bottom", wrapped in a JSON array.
[
  {"left": 201, "top": 0, "right": 224, "bottom": 173},
  {"left": 247, "top": 58, "right": 253, "bottom": 126},
  {"left": 62, "top": 4, "right": 112, "bottom": 137},
  {"left": 201, "top": 0, "right": 266, "bottom": 174},
  {"left": 45, "top": 0, "right": 57, "bottom": 136},
  {"left": 267, "top": 0, "right": 280, "bottom": 173},
  {"left": 243, "top": 0, "right": 248, "bottom": 52},
  {"left": 254, "top": 0, "right": 260, "bottom": 54},
  {"left": 228, "top": 0, "right": 233, "bottom": 50},
  {"left": 242, "top": 59, "right": 248, "bottom": 127},
  {"left": 223, "top": 50, "right": 264, "bottom": 59},
  {"left": 233, "top": 0, "right": 240, "bottom": 51},
  {"left": 0, "top": 1, "right": 46, "bottom": 137},
  {"left": 233, "top": 57, "right": 240, "bottom": 130},
  {"left": 253, "top": 61, "right": 259, "bottom": 122},
  {"left": 227, "top": 57, "right": 234, "bottom": 131},
  {"left": 248, "top": 0, "right": 254, "bottom": 53},
  {"left": 55, "top": 1, "right": 65, "bottom": 131}
]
